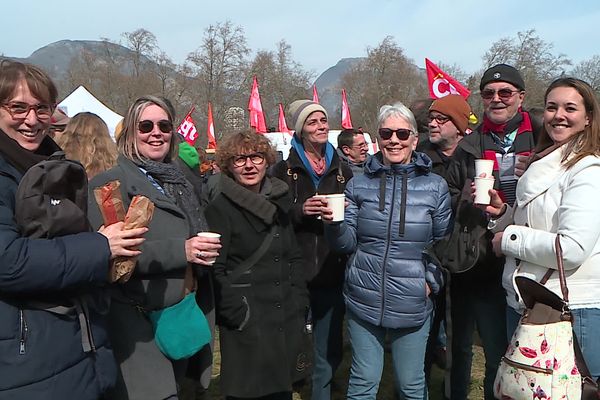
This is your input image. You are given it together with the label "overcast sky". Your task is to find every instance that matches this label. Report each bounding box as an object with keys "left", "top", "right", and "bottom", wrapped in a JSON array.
[{"left": 4, "top": 0, "right": 599, "bottom": 81}]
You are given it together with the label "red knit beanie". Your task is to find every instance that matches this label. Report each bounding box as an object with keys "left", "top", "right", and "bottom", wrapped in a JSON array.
[{"left": 429, "top": 94, "right": 471, "bottom": 135}]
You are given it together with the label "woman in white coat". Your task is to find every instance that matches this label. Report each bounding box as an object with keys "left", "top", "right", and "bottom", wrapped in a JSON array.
[{"left": 484, "top": 77, "right": 600, "bottom": 380}]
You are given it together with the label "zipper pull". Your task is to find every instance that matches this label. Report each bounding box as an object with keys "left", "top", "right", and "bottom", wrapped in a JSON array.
[
  {"left": 19, "top": 340, "right": 25, "bottom": 355},
  {"left": 19, "top": 309, "right": 27, "bottom": 355}
]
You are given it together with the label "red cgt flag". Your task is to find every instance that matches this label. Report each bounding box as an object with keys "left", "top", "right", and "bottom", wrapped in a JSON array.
[
  {"left": 248, "top": 76, "right": 267, "bottom": 133},
  {"left": 425, "top": 58, "right": 471, "bottom": 99},
  {"left": 177, "top": 106, "right": 198, "bottom": 145},
  {"left": 341, "top": 89, "right": 353, "bottom": 129},
  {"left": 277, "top": 103, "right": 290, "bottom": 133},
  {"left": 312, "top": 85, "right": 320, "bottom": 104},
  {"left": 206, "top": 102, "right": 217, "bottom": 150}
]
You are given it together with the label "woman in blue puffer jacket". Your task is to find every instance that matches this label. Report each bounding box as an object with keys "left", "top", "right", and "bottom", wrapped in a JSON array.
[{"left": 323, "top": 102, "right": 451, "bottom": 400}]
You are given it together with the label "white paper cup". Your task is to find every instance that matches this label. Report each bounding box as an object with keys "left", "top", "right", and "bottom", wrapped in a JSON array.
[
  {"left": 324, "top": 194, "right": 345, "bottom": 222},
  {"left": 196, "top": 232, "right": 221, "bottom": 264},
  {"left": 474, "top": 177, "right": 495, "bottom": 205},
  {"left": 475, "top": 159, "right": 494, "bottom": 178}
]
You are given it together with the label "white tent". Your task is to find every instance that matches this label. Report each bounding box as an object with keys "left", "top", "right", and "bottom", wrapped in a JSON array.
[{"left": 58, "top": 86, "right": 123, "bottom": 139}]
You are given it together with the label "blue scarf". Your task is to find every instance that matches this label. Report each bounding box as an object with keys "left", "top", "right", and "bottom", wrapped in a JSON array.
[{"left": 290, "top": 136, "right": 335, "bottom": 188}]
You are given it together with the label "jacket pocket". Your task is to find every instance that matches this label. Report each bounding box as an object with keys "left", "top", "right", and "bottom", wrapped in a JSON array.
[{"left": 18, "top": 309, "right": 28, "bottom": 355}]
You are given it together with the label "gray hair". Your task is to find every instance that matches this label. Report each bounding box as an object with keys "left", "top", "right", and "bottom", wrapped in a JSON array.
[{"left": 377, "top": 101, "right": 418, "bottom": 132}]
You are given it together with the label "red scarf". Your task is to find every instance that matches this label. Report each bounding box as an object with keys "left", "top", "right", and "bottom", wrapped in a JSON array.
[{"left": 305, "top": 150, "right": 326, "bottom": 175}]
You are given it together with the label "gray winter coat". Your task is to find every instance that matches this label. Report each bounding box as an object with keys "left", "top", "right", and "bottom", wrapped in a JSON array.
[{"left": 325, "top": 152, "right": 451, "bottom": 329}]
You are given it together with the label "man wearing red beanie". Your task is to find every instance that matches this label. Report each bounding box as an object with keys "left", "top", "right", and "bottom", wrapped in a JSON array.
[{"left": 417, "top": 94, "right": 471, "bottom": 389}]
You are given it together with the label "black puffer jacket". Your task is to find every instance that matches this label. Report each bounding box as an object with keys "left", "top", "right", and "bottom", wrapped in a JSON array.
[{"left": 271, "top": 148, "right": 353, "bottom": 288}]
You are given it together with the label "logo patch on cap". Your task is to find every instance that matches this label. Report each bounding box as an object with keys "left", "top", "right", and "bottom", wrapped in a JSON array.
[{"left": 493, "top": 72, "right": 501, "bottom": 79}]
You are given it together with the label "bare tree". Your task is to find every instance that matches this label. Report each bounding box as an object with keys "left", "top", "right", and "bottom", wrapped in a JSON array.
[
  {"left": 245, "top": 40, "right": 314, "bottom": 127},
  {"left": 571, "top": 55, "right": 600, "bottom": 93},
  {"left": 122, "top": 29, "right": 158, "bottom": 78},
  {"left": 186, "top": 20, "right": 250, "bottom": 132},
  {"left": 340, "top": 36, "right": 427, "bottom": 133},
  {"left": 481, "top": 29, "right": 571, "bottom": 107}
]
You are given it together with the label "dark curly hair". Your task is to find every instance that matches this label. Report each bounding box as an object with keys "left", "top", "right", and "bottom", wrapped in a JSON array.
[{"left": 216, "top": 130, "right": 277, "bottom": 177}]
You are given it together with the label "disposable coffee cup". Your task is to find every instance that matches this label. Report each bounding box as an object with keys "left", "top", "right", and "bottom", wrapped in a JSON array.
[
  {"left": 196, "top": 232, "right": 221, "bottom": 264},
  {"left": 324, "top": 194, "right": 345, "bottom": 222},
  {"left": 474, "top": 177, "right": 495, "bottom": 205},
  {"left": 475, "top": 159, "right": 494, "bottom": 178}
]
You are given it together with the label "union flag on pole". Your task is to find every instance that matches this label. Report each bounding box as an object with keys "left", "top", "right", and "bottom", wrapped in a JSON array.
[
  {"left": 248, "top": 76, "right": 267, "bottom": 133},
  {"left": 425, "top": 58, "right": 471, "bottom": 99},
  {"left": 341, "top": 89, "right": 353, "bottom": 129},
  {"left": 312, "top": 85, "right": 320, "bottom": 104},
  {"left": 206, "top": 102, "right": 217, "bottom": 150},
  {"left": 177, "top": 106, "right": 198, "bottom": 145},
  {"left": 277, "top": 103, "right": 290, "bottom": 133}
]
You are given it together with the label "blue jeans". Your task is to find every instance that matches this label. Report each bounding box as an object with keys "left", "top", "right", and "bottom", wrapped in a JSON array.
[
  {"left": 346, "top": 309, "right": 431, "bottom": 400},
  {"left": 571, "top": 307, "right": 600, "bottom": 381},
  {"left": 310, "top": 286, "right": 345, "bottom": 400},
  {"left": 449, "top": 283, "right": 507, "bottom": 400},
  {"left": 505, "top": 306, "right": 521, "bottom": 341}
]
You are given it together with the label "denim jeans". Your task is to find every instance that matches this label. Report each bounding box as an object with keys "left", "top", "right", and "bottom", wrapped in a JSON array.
[
  {"left": 505, "top": 306, "right": 521, "bottom": 341},
  {"left": 346, "top": 309, "right": 431, "bottom": 400},
  {"left": 448, "top": 283, "right": 507, "bottom": 400},
  {"left": 310, "top": 286, "right": 345, "bottom": 400},
  {"left": 571, "top": 307, "right": 600, "bottom": 381}
]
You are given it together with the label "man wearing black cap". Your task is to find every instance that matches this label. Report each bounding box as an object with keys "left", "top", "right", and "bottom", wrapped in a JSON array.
[{"left": 444, "top": 64, "right": 537, "bottom": 400}]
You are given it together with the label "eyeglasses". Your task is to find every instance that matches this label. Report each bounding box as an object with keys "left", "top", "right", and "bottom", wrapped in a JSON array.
[
  {"left": 428, "top": 114, "right": 451, "bottom": 125},
  {"left": 2, "top": 102, "right": 54, "bottom": 121},
  {"left": 480, "top": 88, "right": 521, "bottom": 100},
  {"left": 378, "top": 128, "right": 414, "bottom": 140},
  {"left": 352, "top": 142, "right": 368, "bottom": 149},
  {"left": 138, "top": 119, "right": 173, "bottom": 134},
  {"left": 232, "top": 153, "right": 265, "bottom": 167}
]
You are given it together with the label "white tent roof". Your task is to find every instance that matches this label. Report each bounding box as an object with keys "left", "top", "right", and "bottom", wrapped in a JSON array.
[{"left": 58, "top": 86, "right": 123, "bottom": 139}]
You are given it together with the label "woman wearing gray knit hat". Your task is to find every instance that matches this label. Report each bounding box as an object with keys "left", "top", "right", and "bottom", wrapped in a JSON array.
[{"left": 271, "top": 99, "right": 353, "bottom": 400}]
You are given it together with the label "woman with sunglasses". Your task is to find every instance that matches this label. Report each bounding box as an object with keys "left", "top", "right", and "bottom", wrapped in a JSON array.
[
  {"left": 204, "top": 130, "right": 309, "bottom": 400},
  {"left": 0, "top": 62, "right": 147, "bottom": 399},
  {"left": 88, "top": 95, "right": 221, "bottom": 400},
  {"left": 322, "top": 102, "right": 451, "bottom": 399}
]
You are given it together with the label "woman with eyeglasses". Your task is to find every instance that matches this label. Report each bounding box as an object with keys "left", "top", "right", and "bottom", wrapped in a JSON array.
[
  {"left": 87, "top": 95, "right": 221, "bottom": 399},
  {"left": 322, "top": 102, "right": 451, "bottom": 399},
  {"left": 0, "top": 62, "right": 147, "bottom": 398},
  {"left": 204, "top": 130, "right": 309, "bottom": 400}
]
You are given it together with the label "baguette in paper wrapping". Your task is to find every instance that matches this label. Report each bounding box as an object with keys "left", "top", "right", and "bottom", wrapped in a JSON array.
[
  {"left": 111, "top": 195, "right": 154, "bottom": 283},
  {"left": 93, "top": 180, "right": 126, "bottom": 225},
  {"left": 93, "top": 180, "right": 155, "bottom": 283}
]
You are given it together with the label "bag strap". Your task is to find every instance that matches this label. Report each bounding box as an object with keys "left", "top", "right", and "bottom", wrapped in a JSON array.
[
  {"left": 228, "top": 225, "right": 276, "bottom": 282},
  {"left": 553, "top": 235, "right": 570, "bottom": 303}
]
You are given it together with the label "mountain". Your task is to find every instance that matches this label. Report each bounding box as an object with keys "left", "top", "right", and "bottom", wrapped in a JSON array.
[
  {"left": 4, "top": 40, "right": 150, "bottom": 82},
  {"left": 314, "top": 57, "right": 364, "bottom": 115}
]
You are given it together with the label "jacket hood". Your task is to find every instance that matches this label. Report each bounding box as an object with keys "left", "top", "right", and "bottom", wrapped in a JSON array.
[{"left": 364, "top": 151, "right": 432, "bottom": 176}]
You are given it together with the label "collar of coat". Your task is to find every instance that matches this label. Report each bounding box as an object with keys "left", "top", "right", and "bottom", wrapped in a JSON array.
[
  {"left": 219, "top": 173, "right": 291, "bottom": 225},
  {"left": 516, "top": 144, "right": 569, "bottom": 206}
]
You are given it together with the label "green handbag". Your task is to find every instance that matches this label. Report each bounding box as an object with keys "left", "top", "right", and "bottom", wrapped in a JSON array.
[{"left": 148, "top": 292, "right": 211, "bottom": 360}]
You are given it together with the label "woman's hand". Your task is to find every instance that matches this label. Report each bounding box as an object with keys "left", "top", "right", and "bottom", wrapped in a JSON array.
[
  {"left": 492, "top": 232, "right": 504, "bottom": 257},
  {"left": 303, "top": 195, "right": 328, "bottom": 217},
  {"left": 471, "top": 182, "right": 506, "bottom": 217},
  {"left": 185, "top": 235, "right": 222, "bottom": 266},
  {"left": 98, "top": 222, "right": 147, "bottom": 260}
]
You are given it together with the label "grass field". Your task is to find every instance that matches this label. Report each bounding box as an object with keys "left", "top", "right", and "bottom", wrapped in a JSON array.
[{"left": 202, "top": 329, "right": 485, "bottom": 399}]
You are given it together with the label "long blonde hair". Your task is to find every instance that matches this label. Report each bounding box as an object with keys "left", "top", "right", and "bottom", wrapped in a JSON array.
[{"left": 56, "top": 112, "right": 117, "bottom": 178}]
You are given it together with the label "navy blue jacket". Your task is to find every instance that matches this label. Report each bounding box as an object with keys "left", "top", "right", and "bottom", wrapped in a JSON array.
[
  {"left": 325, "top": 152, "right": 451, "bottom": 329},
  {"left": 0, "top": 153, "right": 115, "bottom": 399}
]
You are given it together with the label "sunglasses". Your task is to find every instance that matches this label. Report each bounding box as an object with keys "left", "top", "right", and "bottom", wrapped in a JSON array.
[
  {"left": 232, "top": 153, "right": 265, "bottom": 167},
  {"left": 2, "top": 101, "right": 54, "bottom": 121},
  {"left": 480, "top": 88, "right": 521, "bottom": 100},
  {"left": 378, "top": 128, "right": 414, "bottom": 140},
  {"left": 138, "top": 119, "right": 173, "bottom": 134}
]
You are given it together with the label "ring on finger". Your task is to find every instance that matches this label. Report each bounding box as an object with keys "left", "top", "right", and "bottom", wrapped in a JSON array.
[{"left": 195, "top": 251, "right": 204, "bottom": 259}]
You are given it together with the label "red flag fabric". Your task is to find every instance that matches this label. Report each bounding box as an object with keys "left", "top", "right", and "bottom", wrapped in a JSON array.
[
  {"left": 277, "top": 103, "right": 290, "bottom": 133},
  {"left": 248, "top": 76, "right": 267, "bottom": 133},
  {"left": 206, "top": 102, "right": 217, "bottom": 150},
  {"left": 341, "top": 89, "right": 353, "bottom": 129},
  {"left": 426, "top": 58, "right": 471, "bottom": 99},
  {"left": 312, "top": 85, "right": 320, "bottom": 104},
  {"left": 177, "top": 107, "right": 198, "bottom": 145}
]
